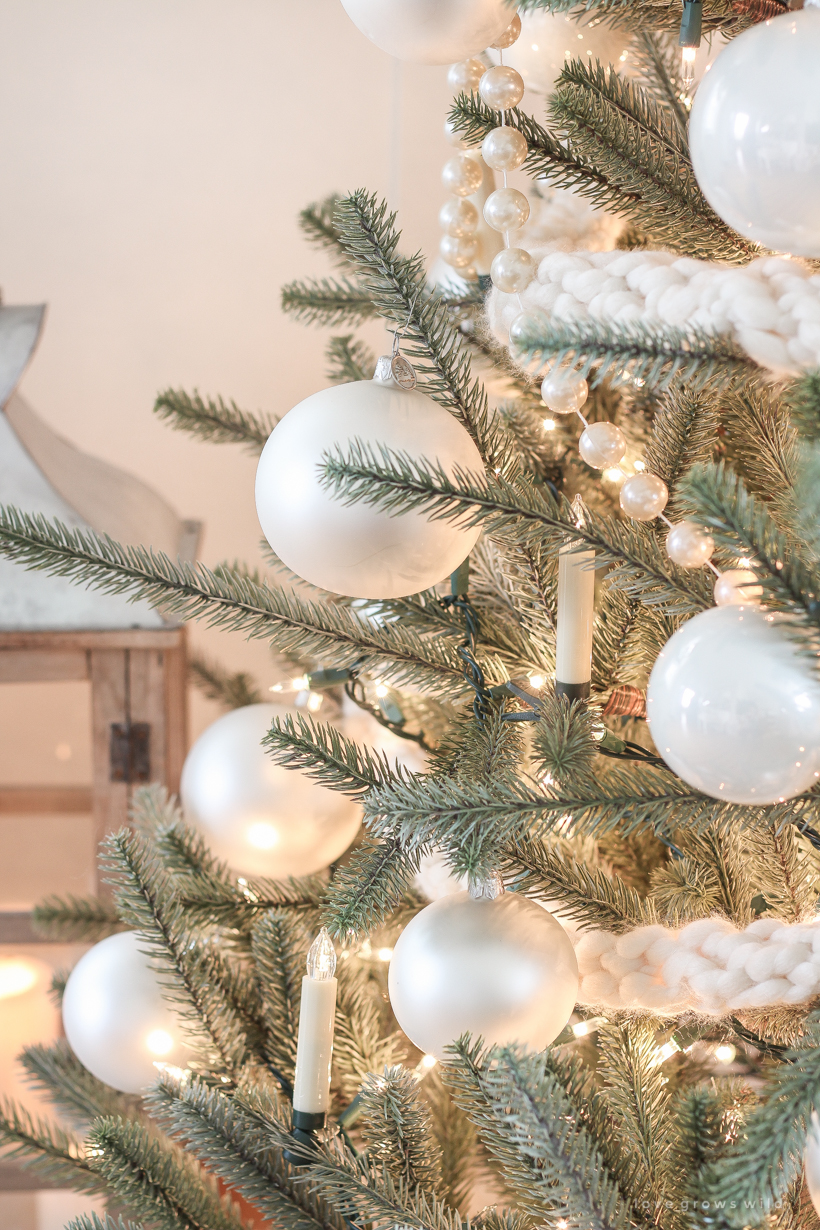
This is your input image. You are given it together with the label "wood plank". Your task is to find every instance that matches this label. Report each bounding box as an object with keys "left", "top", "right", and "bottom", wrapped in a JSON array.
[
  {"left": 0, "top": 649, "right": 88, "bottom": 682},
  {"left": 164, "top": 629, "right": 188, "bottom": 794},
  {"left": 0, "top": 1161, "right": 59, "bottom": 1190},
  {"left": 90, "top": 648, "right": 129, "bottom": 890},
  {"left": 0, "top": 912, "right": 41, "bottom": 943},
  {"left": 0, "top": 629, "right": 184, "bottom": 651},
  {"left": 0, "top": 786, "right": 92, "bottom": 813}
]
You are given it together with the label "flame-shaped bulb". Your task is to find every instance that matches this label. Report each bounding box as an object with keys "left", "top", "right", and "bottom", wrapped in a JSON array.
[{"left": 307, "top": 928, "right": 337, "bottom": 981}]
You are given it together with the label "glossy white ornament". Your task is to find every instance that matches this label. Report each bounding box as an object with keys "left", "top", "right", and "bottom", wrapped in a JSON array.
[
  {"left": 447, "top": 58, "right": 485, "bottom": 93},
  {"left": 619, "top": 473, "right": 668, "bottom": 521},
  {"left": 256, "top": 376, "right": 484, "bottom": 599},
  {"left": 508, "top": 307, "right": 549, "bottom": 350},
  {"left": 541, "top": 369, "right": 588, "bottom": 415},
  {"left": 339, "top": 0, "right": 511, "bottom": 65},
  {"left": 443, "top": 153, "right": 484, "bottom": 197},
  {"left": 484, "top": 187, "right": 530, "bottom": 232},
  {"left": 666, "top": 521, "right": 715, "bottom": 568},
  {"left": 481, "top": 126, "right": 528, "bottom": 171},
  {"left": 440, "top": 232, "right": 479, "bottom": 269},
  {"left": 805, "top": 1113, "right": 820, "bottom": 1217},
  {"left": 487, "top": 9, "right": 632, "bottom": 95},
  {"left": 181, "top": 704, "right": 362, "bottom": 876},
  {"left": 490, "top": 247, "right": 535, "bottom": 293},
  {"left": 439, "top": 197, "right": 479, "bottom": 237},
  {"left": 388, "top": 891, "right": 579, "bottom": 1060},
  {"left": 689, "top": 8, "right": 820, "bottom": 257},
  {"left": 647, "top": 605, "right": 820, "bottom": 804},
  {"left": 491, "top": 13, "right": 521, "bottom": 49},
  {"left": 62, "top": 932, "right": 193, "bottom": 1094},
  {"left": 579, "top": 421, "right": 626, "bottom": 469},
  {"left": 478, "top": 65, "right": 525, "bottom": 110},
  {"left": 714, "top": 568, "right": 763, "bottom": 607}
]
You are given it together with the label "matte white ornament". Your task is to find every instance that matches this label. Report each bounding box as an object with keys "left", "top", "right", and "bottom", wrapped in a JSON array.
[
  {"left": 443, "top": 153, "right": 484, "bottom": 197},
  {"left": 478, "top": 65, "right": 525, "bottom": 110},
  {"left": 666, "top": 521, "right": 714, "bottom": 568},
  {"left": 388, "top": 890, "right": 579, "bottom": 1060},
  {"left": 805, "top": 1113, "right": 820, "bottom": 1218},
  {"left": 619, "top": 473, "right": 668, "bottom": 521},
  {"left": 689, "top": 8, "right": 820, "bottom": 257},
  {"left": 646, "top": 605, "right": 820, "bottom": 805},
  {"left": 62, "top": 932, "right": 193, "bottom": 1094},
  {"left": 578, "top": 422, "right": 626, "bottom": 469},
  {"left": 255, "top": 375, "right": 484, "bottom": 598},
  {"left": 487, "top": 9, "right": 632, "bottom": 95},
  {"left": 540, "top": 369, "right": 588, "bottom": 415},
  {"left": 181, "top": 704, "right": 362, "bottom": 876},
  {"left": 490, "top": 247, "right": 535, "bottom": 293},
  {"left": 714, "top": 568, "right": 763, "bottom": 607},
  {"left": 484, "top": 187, "right": 530, "bottom": 233},
  {"left": 339, "top": 0, "right": 511, "bottom": 65}
]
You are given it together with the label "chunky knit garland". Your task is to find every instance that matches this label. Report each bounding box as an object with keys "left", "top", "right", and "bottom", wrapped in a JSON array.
[{"left": 488, "top": 244, "right": 820, "bottom": 376}]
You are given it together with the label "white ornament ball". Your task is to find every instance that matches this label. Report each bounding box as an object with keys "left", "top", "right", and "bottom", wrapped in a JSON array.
[
  {"left": 181, "top": 704, "right": 362, "bottom": 876},
  {"left": 448, "top": 57, "right": 485, "bottom": 93},
  {"left": 488, "top": 9, "right": 632, "bottom": 95},
  {"left": 666, "top": 521, "right": 715, "bottom": 568},
  {"left": 619, "top": 473, "right": 668, "bottom": 521},
  {"left": 579, "top": 421, "right": 626, "bottom": 469},
  {"left": 478, "top": 65, "right": 525, "bottom": 110},
  {"left": 440, "top": 232, "right": 479, "bottom": 268},
  {"left": 484, "top": 187, "right": 530, "bottom": 232},
  {"left": 714, "top": 568, "right": 763, "bottom": 607},
  {"left": 62, "top": 932, "right": 193, "bottom": 1094},
  {"left": 541, "top": 368, "right": 588, "bottom": 415},
  {"left": 490, "top": 247, "right": 535, "bottom": 293},
  {"left": 508, "top": 307, "right": 549, "bottom": 352},
  {"left": 491, "top": 13, "right": 521, "bottom": 50},
  {"left": 805, "top": 1114, "right": 820, "bottom": 1217},
  {"left": 689, "top": 8, "right": 820, "bottom": 257},
  {"left": 255, "top": 377, "right": 484, "bottom": 598},
  {"left": 440, "top": 197, "right": 479, "bottom": 237},
  {"left": 481, "top": 126, "right": 528, "bottom": 172},
  {"left": 443, "top": 152, "right": 484, "bottom": 197},
  {"left": 646, "top": 605, "right": 820, "bottom": 805},
  {"left": 339, "top": 0, "right": 511, "bottom": 65},
  {"left": 388, "top": 890, "right": 579, "bottom": 1060}
]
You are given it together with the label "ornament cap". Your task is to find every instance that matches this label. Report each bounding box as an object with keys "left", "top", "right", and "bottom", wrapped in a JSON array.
[
  {"left": 307, "top": 927, "right": 337, "bottom": 980},
  {"left": 468, "top": 871, "right": 505, "bottom": 900}
]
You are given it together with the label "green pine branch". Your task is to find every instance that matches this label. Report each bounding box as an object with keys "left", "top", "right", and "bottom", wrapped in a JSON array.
[
  {"left": 323, "top": 836, "right": 426, "bottom": 940},
  {"left": 643, "top": 385, "right": 721, "bottom": 506},
  {"left": 19, "top": 1040, "right": 142, "bottom": 1129},
  {"left": 359, "top": 1066, "right": 442, "bottom": 1191},
  {"left": 325, "top": 334, "right": 376, "bottom": 383},
  {"left": 68, "top": 1216, "right": 144, "bottom": 1230},
  {"left": 249, "top": 908, "right": 307, "bottom": 1079},
  {"left": 299, "top": 196, "right": 347, "bottom": 263},
  {"left": 516, "top": 0, "right": 784, "bottom": 36},
  {"left": 172, "top": 869, "right": 327, "bottom": 934},
  {"left": 31, "top": 893, "right": 123, "bottom": 943},
  {"left": 189, "top": 653, "right": 263, "bottom": 709},
  {"left": 0, "top": 508, "right": 469, "bottom": 697},
  {"left": 630, "top": 30, "right": 689, "bottom": 139},
  {"left": 0, "top": 1098, "right": 103, "bottom": 1193},
  {"left": 263, "top": 712, "right": 407, "bottom": 796},
  {"left": 154, "top": 389, "right": 275, "bottom": 454},
  {"left": 281, "top": 276, "right": 380, "bottom": 327}
]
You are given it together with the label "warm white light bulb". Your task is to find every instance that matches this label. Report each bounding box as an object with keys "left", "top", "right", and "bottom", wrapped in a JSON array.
[
  {"left": 377, "top": 947, "right": 394, "bottom": 962},
  {"left": 307, "top": 928, "right": 337, "bottom": 981},
  {"left": 714, "top": 1044, "right": 736, "bottom": 1065},
  {"left": 543, "top": 417, "right": 556, "bottom": 431},
  {"left": 0, "top": 959, "right": 38, "bottom": 999}
]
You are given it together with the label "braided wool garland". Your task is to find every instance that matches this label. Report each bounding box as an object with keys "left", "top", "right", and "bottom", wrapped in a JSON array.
[
  {"left": 488, "top": 244, "right": 820, "bottom": 376},
  {"left": 563, "top": 914, "right": 820, "bottom": 1016}
]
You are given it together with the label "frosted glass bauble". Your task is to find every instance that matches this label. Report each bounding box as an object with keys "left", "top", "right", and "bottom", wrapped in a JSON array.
[
  {"left": 646, "top": 606, "right": 820, "bottom": 805},
  {"left": 388, "top": 891, "right": 579, "bottom": 1060},
  {"left": 805, "top": 1114, "right": 820, "bottom": 1217},
  {"left": 62, "top": 932, "right": 194, "bottom": 1094},
  {"left": 339, "top": 0, "right": 511, "bottom": 65},
  {"left": 181, "top": 704, "right": 361, "bottom": 877},
  {"left": 255, "top": 379, "right": 484, "bottom": 599},
  {"left": 488, "top": 9, "right": 632, "bottom": 95},
  {"left": 689, "top": 8, "right": 820, "bottom": 257}
]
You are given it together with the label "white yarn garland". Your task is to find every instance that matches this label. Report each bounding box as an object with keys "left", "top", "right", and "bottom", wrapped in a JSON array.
[
  {"left": 488, "top": 244, "right": 820, "bottom": 377},
  {"left": 564, "top": 914, "right": 820, "bottom": 1016}
]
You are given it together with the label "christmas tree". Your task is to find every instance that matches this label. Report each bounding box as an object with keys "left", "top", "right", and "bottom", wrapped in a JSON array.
[{"left": 4, "top": 1, "right": 820, "bottom": 1226}]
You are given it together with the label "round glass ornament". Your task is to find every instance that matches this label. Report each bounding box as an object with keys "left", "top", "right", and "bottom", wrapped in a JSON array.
[
  {"left": 579, "top": 421, "right": 626, "bottom": 469},
  {"left": 447, "top": 57, "right": 485, "bottom": 92},
  {"left": 255, "top": 374, "right": 484, "bottom": 598},
  {"left": 339, "top": 0, "right": 511, "bottom": 64},
  {"left": 481, "top": 126, "right": 528, "bottom": 172},
  {"left": 490, "top": 247, "right": 535, "bottom": 293},
  {"left": 439, "top": 197, "right": 479, "bottom": 237},
  {"left": 666, "top": 521, "right": 714, "bottom": 568},
  {"left": 442, "top": 152, "right": 484, "bottom": 197},
  {"left": 646, "top": 605, "right": 820, "bottom": 804},
  {"left": 388, "top": 890, "right": 579, "bottom": 1060},
  {"left": 483, "top": 187, "right": 530, "bottom": 232},
  {"left": 540, "top": 368, "right": 588, "bottom": 415},
  {"left": 62, "top": 932, "right": 194, "bottom": 1094},
  {"left": 478, "top": 64, "right": 525, "bottom": 110},
  {"left": 689, "top": 7, "right": 820, "bottom": 257},
  {"left": 619, "top": 473, "right": 668, "bottom": 521},
  {"left": 181, "top": 703, "right": 362, "bottom": 877}
]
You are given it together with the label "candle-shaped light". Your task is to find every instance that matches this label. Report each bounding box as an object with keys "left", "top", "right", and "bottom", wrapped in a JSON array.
[
  {"left": 285, "top": 927, "right": 338, "bottom": 1163},
  {"left": 555, "top": 503, "right": 595, "bottom": 700}
]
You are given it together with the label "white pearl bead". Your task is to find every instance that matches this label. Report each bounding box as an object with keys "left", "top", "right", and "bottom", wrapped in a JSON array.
[
  {"left": 490, "top": 247, "right": 535, "bottom": 293},
  {"left": 439, "top": 198, "right": 479, "bottom": 237},
  {"left": 714, "top": 568, "right": 763, "bottom": 606},
  {"left": 478, "top": 65, "right": 525, "bottom": 110},
  {"left": 509, "top": 308, "right": 549, "bottom": 350},
  {"left": 447, "top": 58, "right": 485, "bottom": 92},
  {"left": 619, "top": 473, "right": 669, "bottom": 521},
  {"left": 443, "top": 118, "right": 470, "bottom": 148},
  {"left": 666, "top": 521, "right": 715, "bottom": 568},
  {"left": 440, "top": 232, "right": 479, "bottom": 268},
  {"left": 483, "top": 187, "right": 530, "bottom": 232},
  {"left": 481, "top": 126, "right": 528, "bottom": 171},
  {"left": 442, "top": 153, "right": 484, "bottom": 197},
  {"left": 578, "top": 422, "right": 627, "bottom": 469},
  {"left": 540, "top": 369, "right": 588, "bottom": 415},
  {"left": 490, "top": 13, "right": 521, "bottom": 49}
]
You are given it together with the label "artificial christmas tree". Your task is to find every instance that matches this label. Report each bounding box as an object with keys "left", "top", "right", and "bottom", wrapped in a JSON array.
[{"left": 3, "top": 2, "right": 820, "bottom": 1227}]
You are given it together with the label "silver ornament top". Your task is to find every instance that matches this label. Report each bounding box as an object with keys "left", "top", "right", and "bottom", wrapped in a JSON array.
[{"left": 468, "top": 872, "right": 505, "bottom": 900}]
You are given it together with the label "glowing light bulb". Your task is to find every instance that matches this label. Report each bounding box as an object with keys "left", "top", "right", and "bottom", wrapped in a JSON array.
[
  {"left": 714, "top": 1044, "right": 736, "bottom": 1065},
  {"left": 290, "top": 675, "right": 309, "bottom": 691},
  {"left": 375, "top": 684, "right": 389, "bottom": 698},
  {"left": 145, "top": 1029, "right": 174, "bottom": 1056},
  {"left": 681, "top": 45, "right": 697, "bottom": 86},
  {"left": 528, "top": 674, "right": 545, "bottom": 690},
  {"left": 269, "top": 683, "right": 284, "bottom": 692},
  {"left": 420, "top": 1054, "right": 437, "bottom": 1069},
  {"left": 633, "top": 459, "right": 646, "bottom": 471},
  {"left": 543, "top": 417, "right": 556, "bottom": 431},
  {"left": 247, "top": 823, "right": 279, "bottom": 850},
  {"left": 307, "top": 692, "right": 323, "bottom": 711},
  {"left": 307, "top": 927, "right": 337, "bottom": 981},
  {"left": 377, "top": 947, "right": 394, "bottom": 962},
  {"left": 0, "top": 959, "right": 38, "bottom": 999}
]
